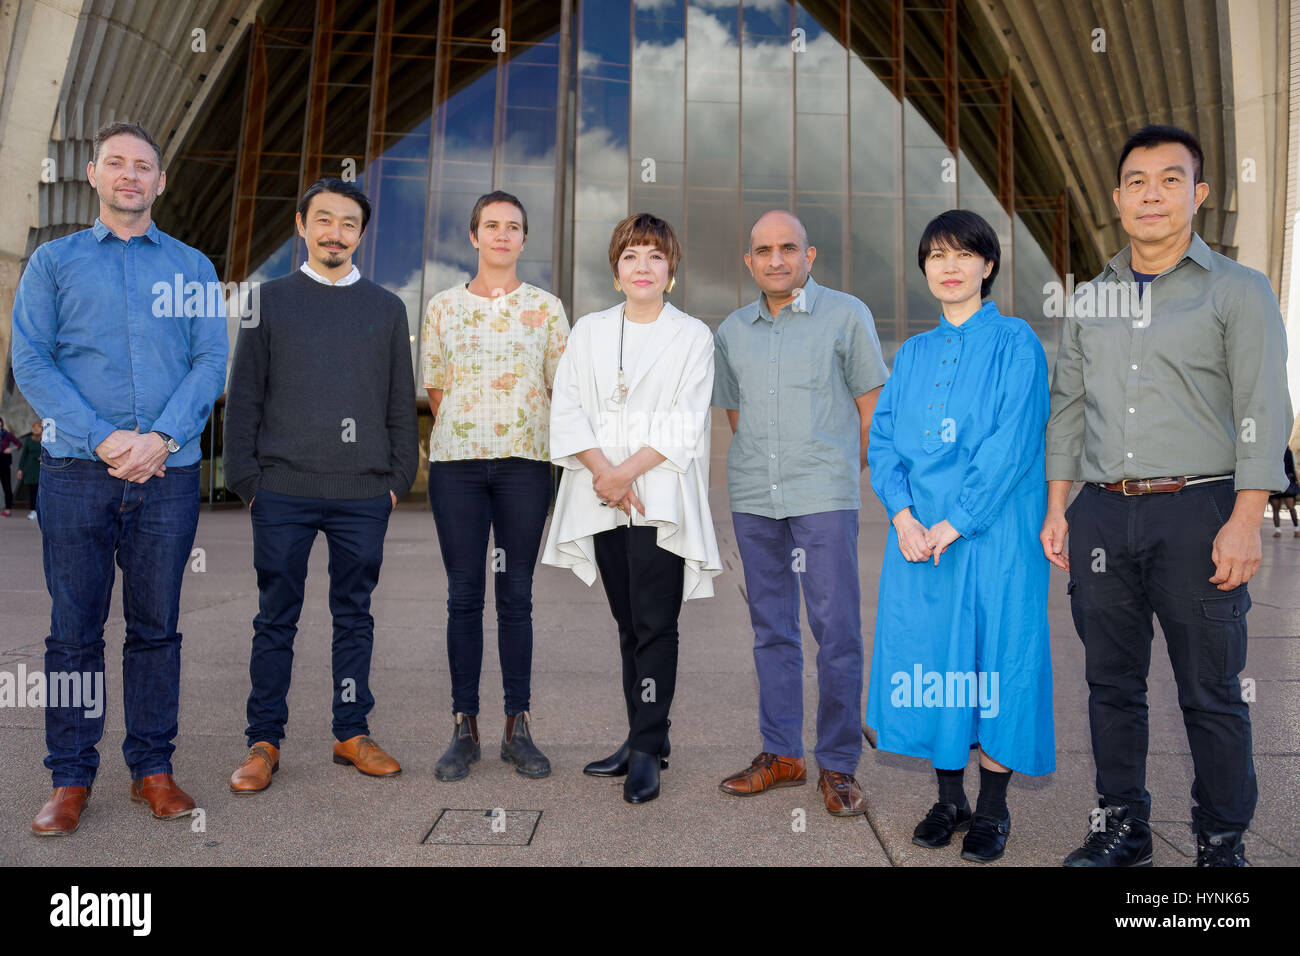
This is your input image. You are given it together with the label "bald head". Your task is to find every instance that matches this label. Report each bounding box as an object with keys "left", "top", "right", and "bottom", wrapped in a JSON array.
[
  {"left": 748, "top": 210, "right": 809, "bottom": 252},
  {"left": 744, "top": 209, "right": 817, "bottom": 307}
]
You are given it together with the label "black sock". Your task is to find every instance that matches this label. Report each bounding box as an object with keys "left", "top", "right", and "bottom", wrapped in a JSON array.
[
  {"left": 936, "top": 767, "right": 967, "bottom": 808},
  {"left": 975, "top": 766, "right": 1012, "bottom": 818}
]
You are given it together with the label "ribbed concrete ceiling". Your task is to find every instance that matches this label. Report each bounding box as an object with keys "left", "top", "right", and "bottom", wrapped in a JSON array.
[{"left": 978, "top": 0, "right": 1288, "bottom": 281}]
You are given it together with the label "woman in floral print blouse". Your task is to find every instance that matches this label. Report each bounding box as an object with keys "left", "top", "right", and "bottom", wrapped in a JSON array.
[{"left": 418, "top": 190, "right": 570, "bottom": 784}]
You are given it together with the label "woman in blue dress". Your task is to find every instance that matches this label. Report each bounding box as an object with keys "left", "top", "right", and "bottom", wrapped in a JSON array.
[{"left": 866, "top": 209, "right": 1053, "bottom": 864}]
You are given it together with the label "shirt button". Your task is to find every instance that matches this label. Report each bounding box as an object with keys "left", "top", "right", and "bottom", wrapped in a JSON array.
[
  {"left": 769, "top": 420, "right": 775, "bottom": 425},
  {"left": 1131, "top": 364, "right": 1138, "bottom": 370},
  {"left": 770, "top": 357, "right": 776, "bottom": 362},
  {"left": 1128, "top": 407, "right": 1135, "bottom": 414},
  {"left": 925, "top": 430, "right": 931, "bottom": 435},
  {"left": 770, "top": 453, "right": 776, "bottom": 459},
  {"left": 769, "top": 388, "right": 775, "bottom": 394},
  {"left": 1126, "top": 452, "right": 1134, "bottom": 459},
  {"left": 770, "top": 483, "right": 777, "bottom": 490}
]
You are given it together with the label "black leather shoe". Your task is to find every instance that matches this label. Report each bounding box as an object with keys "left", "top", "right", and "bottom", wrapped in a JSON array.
[
  {"left": 1063, "top": 804, "right": 1153, "bottom": 867},
  {"left": 912, "top": 801, "right": 973, "bottom": 848},
  {"left": 434, "top": 713, "right": 480, "bottom": 782},
  {"left": 960, "top": 811, "right": 1010, "bottom": 863},
  {"left": 501, "top": 711, "right": 551, "bottom": 778},
  {"left": 623, "top": 749, "right": 661, "bottom": 803},
  {"left": 1196, "top": 827, "right": 1248, "bottom": 867},
  {"left": 583, "top": 737, "right": 671, "bottom": 777}
]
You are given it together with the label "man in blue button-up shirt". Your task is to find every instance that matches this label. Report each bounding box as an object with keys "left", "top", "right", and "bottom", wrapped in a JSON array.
[
  {"left": 12, "top": 122, "right": 228, "bottom": 836},
  {"left": 713, "top": 210, "right": 888, "bottom": 817}
]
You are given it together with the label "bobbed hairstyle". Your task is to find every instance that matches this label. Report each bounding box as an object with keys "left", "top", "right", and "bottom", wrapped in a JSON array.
[
  {"left": 916, "top": 209, "right": 1001, "bottom": 300},
  {"left": 608, "top": 213, "right": 682, "bottom": 281}
]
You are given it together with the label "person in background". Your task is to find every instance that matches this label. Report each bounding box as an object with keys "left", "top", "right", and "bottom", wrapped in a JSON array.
[
  {"left": 16, "top": 419, "right": 43, "bottom": 522},
  {"left": 543, "top": 212, "right": 720, "bottom": 804},
  {"left": 419, "top": 190, "right": 570, "bottom": 783},
  {"left": 1267, "top": 447, "right": 1298, "bottom": 537},
  {"left": 0, "top": 416, "right": 20, "bottom": 517}
]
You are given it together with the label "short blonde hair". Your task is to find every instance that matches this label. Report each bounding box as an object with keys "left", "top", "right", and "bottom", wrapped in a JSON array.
[{"left": 608, "top": 213, "right": 682, "bottom": 280}]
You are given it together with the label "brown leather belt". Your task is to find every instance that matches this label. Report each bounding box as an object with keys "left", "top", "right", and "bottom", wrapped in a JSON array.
[{"left": 1098, "top": 475, "right": 1231, "bottom": 496}]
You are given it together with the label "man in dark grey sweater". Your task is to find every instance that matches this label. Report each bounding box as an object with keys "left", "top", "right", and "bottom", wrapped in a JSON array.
[{"left": 223, "top": 179, "right": 419, "bottom": 793}]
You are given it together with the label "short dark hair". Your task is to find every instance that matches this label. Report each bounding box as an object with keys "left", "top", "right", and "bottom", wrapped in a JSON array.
[
  {"left": 297, "top": 178, "right": 372, "bottom": 232},
  {"left": 608, "top": 213, "right": 682, "bottom": 281},
  {"left": 1117, "top": 124, "right": 1204, "bottom": 186},
  {"left": 917, "top": 209, "right": 1001, "bottom": 300},
  {"left": 470, "top": 190, "right": 528, "bottom": 237},
  {"left": 93, "top": 122, "right": 163, "bottom": 167}
]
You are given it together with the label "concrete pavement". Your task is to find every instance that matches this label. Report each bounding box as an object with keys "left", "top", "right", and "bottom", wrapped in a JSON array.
[{"left": 1, "top": 410, "right": 1296, "bottom": 866}]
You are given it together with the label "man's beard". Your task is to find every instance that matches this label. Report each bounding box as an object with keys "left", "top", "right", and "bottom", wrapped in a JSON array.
[{"left": 320, "top": 246, "right": 348, "bottom": 268}]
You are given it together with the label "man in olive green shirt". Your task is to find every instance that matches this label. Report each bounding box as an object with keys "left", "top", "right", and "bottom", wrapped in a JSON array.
[{"left": 1042, "top": 125, "right": 1291, "bottom": 868}]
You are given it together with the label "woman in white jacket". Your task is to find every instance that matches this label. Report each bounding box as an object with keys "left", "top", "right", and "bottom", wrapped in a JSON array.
[{"left": 543, "top": 213, "right": 721, "bottom": 804}]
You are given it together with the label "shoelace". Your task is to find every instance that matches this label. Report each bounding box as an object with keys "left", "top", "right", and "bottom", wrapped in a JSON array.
[
  {"left": 1078, "top": 820, "right": 1125, "bottom": 852},
  {"left": 247, "top": 745, "right": 273, "bottom": 766},
  {"left": 1198, "top": 841, "right": 1245, "bottom": 866},
  {"left": 823, "top": 771, "right": 855, "bottom": 790},
  {"left": 749, "top": 752, "right": 779, "bottom": 771}
]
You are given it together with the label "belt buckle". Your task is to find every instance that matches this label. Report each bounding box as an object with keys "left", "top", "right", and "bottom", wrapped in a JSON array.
[{"left": 1121, "top": 478, "right": 1143, "bottom": 496}]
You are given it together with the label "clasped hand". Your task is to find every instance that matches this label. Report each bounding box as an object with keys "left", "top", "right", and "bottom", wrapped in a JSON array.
[
  {"left": 593, "top": 465, "right": 645, "bottom": 516},
  {"left": 94, "top": 430, "right": 168, "bottom": 484},
  {"left": 893, "top": 509, "right": 961, "bottom": 564}
]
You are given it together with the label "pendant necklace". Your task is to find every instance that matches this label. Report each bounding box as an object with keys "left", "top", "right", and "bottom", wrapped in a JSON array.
[{"left": 607, "top": 306, "right": 629, "bottom": 410}]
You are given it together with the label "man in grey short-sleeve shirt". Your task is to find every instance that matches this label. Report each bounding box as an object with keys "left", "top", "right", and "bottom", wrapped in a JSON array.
[{"left": 712, "top": 210, "right": 888, "bottom": 817}]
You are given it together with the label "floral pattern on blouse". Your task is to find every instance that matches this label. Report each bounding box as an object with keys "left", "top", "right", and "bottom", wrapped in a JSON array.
[{"left": 419, "top": 282, "right": 570, "bottom": 461}]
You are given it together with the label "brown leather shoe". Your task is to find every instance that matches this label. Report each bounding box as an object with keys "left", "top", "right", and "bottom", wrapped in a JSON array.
[
  {"left": 129, "top": 773, "right": 196, "bottom": 820},
  {"left": 719, "top": 752, "right": 806, "bottom": 796},
  {"left": 230, "top": 742, "right": 279, "bottom": 793},
  {"left": 332, "top": 734, "right": 401, "bottom": 776},
  {"left": 818, "top": 768, "right": 868, "bottom": 816},
  {"left": 32, "top": 786, "right": 91, "bottom": 836}
]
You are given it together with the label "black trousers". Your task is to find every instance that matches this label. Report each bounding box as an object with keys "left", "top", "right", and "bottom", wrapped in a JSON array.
[
  {"left": 1067, "top": 481, "right": 1256, "bottom": 831},
  {"left": 0, "top": 454, "right": 12, "bottom": 510},
  {"left": 593, "top": 525, "right": 684, "bottom": 754}
]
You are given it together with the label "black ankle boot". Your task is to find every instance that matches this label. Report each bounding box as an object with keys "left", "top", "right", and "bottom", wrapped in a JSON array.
[
  {"left": 623, "top": 749, "right": 661, "bottom": 803},
  {"left": 501, "top": 711, "right": 551, "bottom": 778},
  {"left": 1063, "top": 803, "right": 1153, "bottom": 867},
  {"left": 583, "top": 736, "right": 671, "bottom": 777},
  {"left": 912, "top": 800, "right": 973, "bottom": 848},
  {"left": 1196, "top": 827, "right": 1248, "bottom": 867},
  {"left": 434, "top": 713, "right": 479, "bottom": 782}
]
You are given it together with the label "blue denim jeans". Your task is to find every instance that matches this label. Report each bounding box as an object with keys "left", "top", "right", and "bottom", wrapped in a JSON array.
[
  {"left": 40, "top": 453, "right": 200, "bottom": 786},
  {"left": 245, "top": 490, "right": 392, "bottom": 747},
  {"left": 427, "top": 457, "right": 552, "bottom": 716},
  {"left": 732, "top": 509, "right": 864, "bottom": 773}
]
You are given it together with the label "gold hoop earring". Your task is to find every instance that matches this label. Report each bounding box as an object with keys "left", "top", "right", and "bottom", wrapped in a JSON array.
[
  {"left": 613, "top": 278, "right": 622, "bottom": 293},
  {"left": 666, "top": 276, "right": 676, "bottom": 294}
]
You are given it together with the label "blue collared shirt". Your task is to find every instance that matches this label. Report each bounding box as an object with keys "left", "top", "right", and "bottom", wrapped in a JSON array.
[
  {"left": 713, "top": 274, "right": 889, "bottom": 518},
  {"left": 11, "top": 219, "right": 229, "bottom": 465}
]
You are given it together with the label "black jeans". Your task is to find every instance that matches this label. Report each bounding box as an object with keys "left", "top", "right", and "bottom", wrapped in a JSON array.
[
  {"left": 1067, "top": 481, "right": 1256, "bottom": 831},
  {"left": 427, "top": 457, "right": 552, "bottom": 716},
  {"left": 0, "top": 454, "right": 12, "bottom": 510},
  {"left": 593, "top": 525, "right": 684, "bottom": 754}
]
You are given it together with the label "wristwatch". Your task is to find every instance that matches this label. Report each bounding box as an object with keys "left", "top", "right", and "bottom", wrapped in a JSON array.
[{"left": 154, "top": 431, "right": 180, "bottom": 454}]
